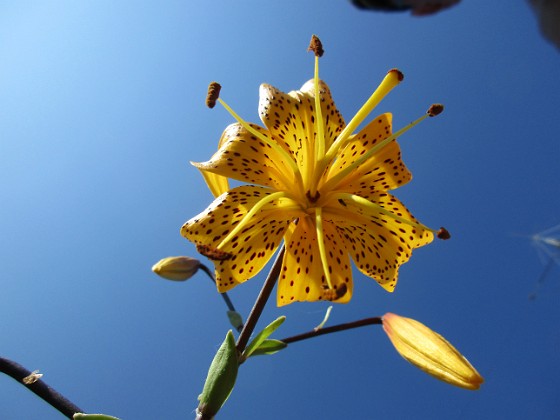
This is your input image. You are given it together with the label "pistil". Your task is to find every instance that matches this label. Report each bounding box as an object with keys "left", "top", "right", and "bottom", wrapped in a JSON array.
[{"left": 321, "top": 104, "right": 444, "bottom": 192}]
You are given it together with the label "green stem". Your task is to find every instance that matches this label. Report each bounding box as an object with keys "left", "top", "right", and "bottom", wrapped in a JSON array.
[
  {"left": 235, "top": 246, "right": 285, "bottom": 354},
  {"left": 200, "top": 264, "right": 243, "bottom": 332}
]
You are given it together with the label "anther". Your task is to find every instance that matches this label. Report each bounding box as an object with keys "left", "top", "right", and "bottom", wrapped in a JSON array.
[
  {"left": 388, "top": 68, "right": 404, "bottom": 82},
  {"left": 428, "top": 103, "right": 444, "bottom": 117},
  {"left": 308, "top": 34, "right": 324, "bottom": 57},
  {"left": 206, "top": 82, "right": 221, "bottom": 109},
  {"left": 437, "top": 227, "right": 451, "bottom": 240},
  {"left": 322, "top": 284, "right": 347, "bottom": 301},
  {"left": 306, "top": 190, "right": 321, "bottom": 203},
  {"left": 197, "top": 244, "right": 233, "bottom": 260}
]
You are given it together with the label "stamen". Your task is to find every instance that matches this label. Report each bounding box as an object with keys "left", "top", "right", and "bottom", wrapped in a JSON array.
[
  {"left": 437, "top": 227, "right": 451, "bottom": 240},
  {"left": 217, "top": 191, "right": 289, "bottom": 249},
  {"left": 308, "top": 35, "right": 326, "bottom": 197},
  {"left": 321, "top": 284, "right": 347, "bottom": 301},
  {"left": 333, "top": 193, "right": 437, "bottom": 234},
  {"left": 216, "top": 97, "right": 305, "bottom": 195},
  {"left": 307, "top": 34, "right": 324, "bottom": 57},
  {"left": 314, "top": 208, "right": 334, "bottom": 290},
  {"left": 323, "top": 69, "right": 404, "bottom": 164},
  {"left": 197, "top": 244, "right": 233, "bottom": 261},
  {"left": 206, "top": 82, "right": 221, "bottom": 108},
  {"left": 428, "top": 103, "right": 444, "bottom": 117},
  {"left": 322, "top": 103, "right": 444, "bottom": 192}
]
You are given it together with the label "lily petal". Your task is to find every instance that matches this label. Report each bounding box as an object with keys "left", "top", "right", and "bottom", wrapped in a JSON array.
[
  {"left": 193, "top": 123, "right": 294, "bottom": 191},
  {"left": 181, "top": 185, "right": 299, "bottom": 291},
  {"left": 325, "top": 113, "right": 412, "bottom": 196},
  {"left": 323, "top": 193, "right": 433, "bottom": 291},
  {"left": 258, "top": 80, "right": 345, "bottom": 168},
  {"left": 278, "top": 216, "right": 352, "bottom": 306}
]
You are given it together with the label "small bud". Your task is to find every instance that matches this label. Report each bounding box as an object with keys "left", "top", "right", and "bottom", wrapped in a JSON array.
[
  {"left": 152, "top": 256, "right": 200, "bottom": 281},
  {"left": 206, "top": 82, "right": 221, "bottom": 109},
  {"left": 382, "top": 313, "right": 483, "bottom": 390},
  {"left": 437, "top": 227, "right": 451, "bottom": 240},
  {"left": 227, "top": 311, "right": 244, "bottom": 331},
  {"left": 307, "top": 34, "right": 324, "bottom": 57},
  {"left": 22, "top": 370, "right": 43, "bottom": 385}
]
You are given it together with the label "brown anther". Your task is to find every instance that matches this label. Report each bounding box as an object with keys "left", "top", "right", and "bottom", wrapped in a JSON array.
[
  {"left": 197, "top": 244, "right": 233, "bottom": 261},
  {"left": 427, "top": 103, "right": 444, "bottom": 117},
  {"left": 388, "top": 68, "right": 404, "bottom": 81},
  {"left": 436, "top": 227, "right": 451, "bottom": 240},
  {"left": 206, "top": 82, "right": 221, "bottom": 109},
  {"left": 306, "top": 190, "right": 321, "bottom": 203},
  {"left": 307, "top": 35, "right": 324, "bottom": 57},
  {"left": 322, "top": 284, "right": 348, "bottom": 301}
]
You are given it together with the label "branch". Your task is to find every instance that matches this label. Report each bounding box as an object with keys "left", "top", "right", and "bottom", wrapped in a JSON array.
[{"left": 0, "top": 356, "right": 84, "bottom": 418}]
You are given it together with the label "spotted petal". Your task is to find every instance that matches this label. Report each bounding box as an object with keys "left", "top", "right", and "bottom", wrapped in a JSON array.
[
  {"left": 196, "top": 124, "right": 232, "bottom": 197},
  {"left": 192, "top": 123, "right": 295, "bottom": 191},
  {"left": 325, "top": 113, "right": 412, "bottom": 197},
  {"left": 181, "top": 185, "right": 300, "bottom": 292},
  {"left": 258, "top": 80, "right": 345, "bottom": 169},
  {"left": 278, "top": 216, "right": 352, "bottom": 306},
  {"left": 323, "top": 193, "right": 433, "bottom": 291}
]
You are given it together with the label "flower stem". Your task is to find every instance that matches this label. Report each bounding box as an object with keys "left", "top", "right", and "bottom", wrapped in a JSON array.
[
  {"left": 0, "top": 356, "right": 83, "bottom": 418},
  {"left": 279, "top": 316, "right": 382, "bottom": 345},
  {"left": 235, "top": 246, "right": 285, "bottom": 354},
  {"left": 199, "top": 263, "right": 239, "bottom": 315}
]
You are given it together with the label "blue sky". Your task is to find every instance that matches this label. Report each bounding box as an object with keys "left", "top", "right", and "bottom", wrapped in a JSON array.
[{"left": 1, "top": 1, "right": 560, "bottom": 419}]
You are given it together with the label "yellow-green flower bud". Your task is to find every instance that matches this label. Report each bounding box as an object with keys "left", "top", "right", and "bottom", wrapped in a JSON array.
[
  {"left": 382, "top": 313, "right": 484, "bottom": 390},
  {"left": 151, "top": 256, "right": 200, "bottom": 281}
]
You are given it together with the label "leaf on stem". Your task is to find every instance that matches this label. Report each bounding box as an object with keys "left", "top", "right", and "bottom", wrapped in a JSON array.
[{"left": 240, "top": 316, "right": 286, "bottom": 362}]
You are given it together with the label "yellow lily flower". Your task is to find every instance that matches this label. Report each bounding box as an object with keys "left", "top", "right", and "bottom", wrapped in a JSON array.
[
  {"left": 382, "top": 313, "right": 484, "bottom": 390},
  {"left": 182, "top": 35, "right": 444, "bottom": 306}
]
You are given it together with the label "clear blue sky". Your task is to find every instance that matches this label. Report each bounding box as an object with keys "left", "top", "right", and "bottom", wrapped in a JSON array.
[{"left": 1, "top": 1, "right": 560, "bottom": 419}]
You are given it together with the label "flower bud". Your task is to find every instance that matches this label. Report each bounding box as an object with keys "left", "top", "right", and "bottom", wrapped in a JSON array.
[
  {"left": 197, "top": 330, "right": 238, "bottom": 419},
  {"left": 382, "top": 312, "right": 483, "bottom": 390},
  {"left": 151, "top": 256, "right": 200, "bottom": 281}
]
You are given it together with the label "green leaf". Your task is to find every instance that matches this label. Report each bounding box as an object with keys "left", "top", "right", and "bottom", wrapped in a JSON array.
[
  {"left": 227, "top": 310, "right": 244, "bottom": 331},
  {"left": 73, "top": 414, "right": 121, "bottom": 420},
  {"left": 241, "top": 316, "right": 286, "bottom": 361},
  {"left": 248, "top": 339, "right": 287, "bottom": 357},
  {"left": 197, "top": 330, "right": 238, "bottom": 419}
]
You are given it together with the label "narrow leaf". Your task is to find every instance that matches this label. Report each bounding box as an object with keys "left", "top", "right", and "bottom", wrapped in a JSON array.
[
  {"left": 241, "top": 316, "right": 286, "bottom": 361},
  {"left": 248, "top": 339, "right": 288, "bottom": 357}
]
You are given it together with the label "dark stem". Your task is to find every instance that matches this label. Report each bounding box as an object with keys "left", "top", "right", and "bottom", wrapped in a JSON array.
[
  {"left": 279, "top": 316, "right": 383, "bottom": 345},
  {"left": 0, "top": 356, "right": 84, "bottom": 418},
  {"left": 235, "top": 246, "right": 285, "bottom": 354},
  {"left": 200, "top": 263, "right": 243, "bottom": 332}
]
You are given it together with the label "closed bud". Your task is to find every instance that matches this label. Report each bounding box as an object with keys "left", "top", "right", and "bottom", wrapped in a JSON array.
[
  {"left": 382, "top": 312, "right": 483, "bottom": 390},
  {"left": 152, "top": 256, "right": 201, "bottom": 281}
]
